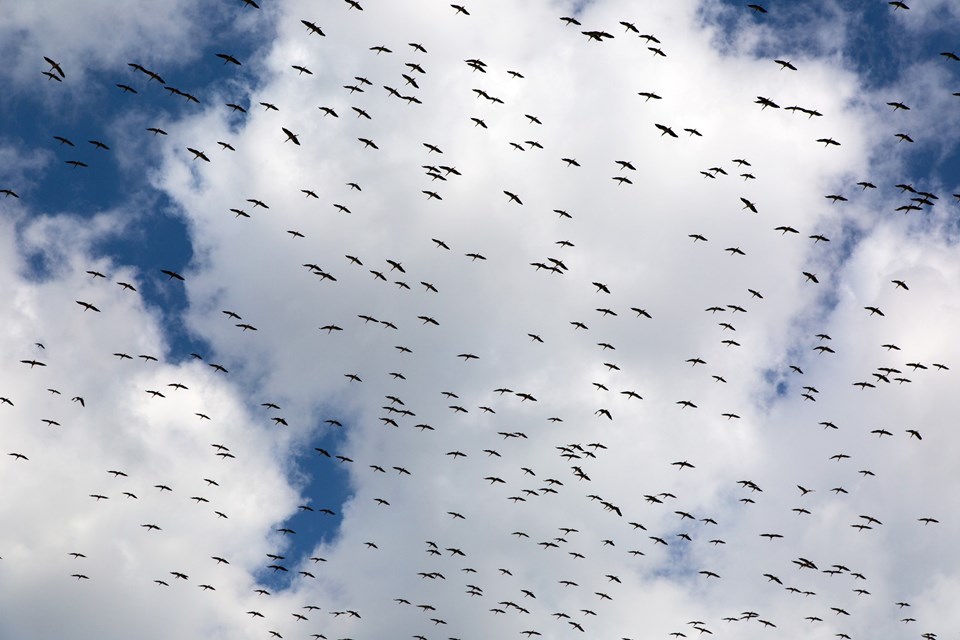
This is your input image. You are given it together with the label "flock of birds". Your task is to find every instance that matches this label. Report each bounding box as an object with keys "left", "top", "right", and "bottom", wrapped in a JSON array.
[{"left": 3, "top": 1, "right": 960, "bottom": 640}]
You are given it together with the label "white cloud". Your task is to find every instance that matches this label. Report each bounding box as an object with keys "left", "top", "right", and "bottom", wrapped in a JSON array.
[{"left": 3, "top": 1, "right": 960, "bottom": 639}]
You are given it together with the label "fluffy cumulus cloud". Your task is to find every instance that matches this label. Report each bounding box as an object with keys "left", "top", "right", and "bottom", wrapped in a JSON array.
[{"left": 2, "top": 1, "right": 960, "bottom": 639}]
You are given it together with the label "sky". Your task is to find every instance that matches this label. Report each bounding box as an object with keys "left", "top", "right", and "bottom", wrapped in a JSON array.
[{"left": 1, "top": 0, "right": 960, "bottom": 639}]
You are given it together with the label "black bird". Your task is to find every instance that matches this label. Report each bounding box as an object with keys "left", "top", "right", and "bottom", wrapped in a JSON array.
[
  {"left": 301, "top": 20, "right": 324, "bottom": 35},
  {"left": 755, "top": 96, "right": 779, "bottom": 109},
  {"left": 216, "top": 53, "right": 241, "bottom": 66},
  {"left": 655, "top": 123, "right": 678, "bottom": 138},
  {"left": 44, "top": 56, "right": 65, "bottom": 78}
]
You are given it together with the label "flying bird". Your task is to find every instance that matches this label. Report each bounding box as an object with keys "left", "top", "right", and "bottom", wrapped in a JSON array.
[
  {"left": 44, "top": 56, "right": 65, "bottom": 78},
  {"left": 655, "top": 123, "right": 678, "bottom": 137},
  {"left": 216, "top": 53, "right": 241, "bottom": 66}
]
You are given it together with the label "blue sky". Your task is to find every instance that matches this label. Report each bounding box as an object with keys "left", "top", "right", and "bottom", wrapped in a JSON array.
[{"left": 2, "top": 1, "right": 960, "bottom": 638}]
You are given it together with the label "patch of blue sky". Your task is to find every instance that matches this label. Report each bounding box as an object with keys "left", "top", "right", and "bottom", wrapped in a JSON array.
[
  {"left": 568, "top": 0, "right": 596, "bottom": 20},
  {"left": 256, "top": 405, "right": 358, "bottom": 588},
  {"left": 648, "top": 533, "right": 696, "bottom": 581}
]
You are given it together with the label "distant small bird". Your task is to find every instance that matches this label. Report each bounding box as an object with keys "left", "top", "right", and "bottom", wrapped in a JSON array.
[
  {"left": 161, "top": 269, "right": 185, "bottom": 281},
  {"left": 655, "top": 123, "right": 678, "bottom": 138},
  {"left": 44, "top": 56, "right": 65, "bottom": 78},
  {"left": 216, "top": 53, "right": 242, "bottom": 66}
]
